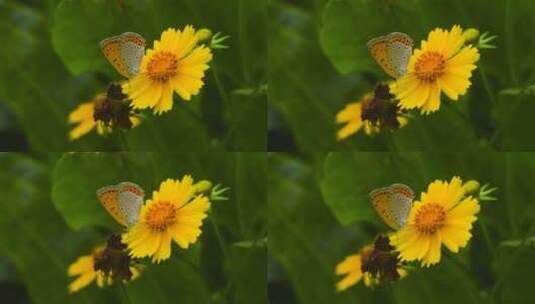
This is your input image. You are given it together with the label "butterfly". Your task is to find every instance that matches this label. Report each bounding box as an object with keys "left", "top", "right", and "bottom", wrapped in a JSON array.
[
  {"left": 100, "top": 32, "right": 145, "bottom": 78},
  {"left": 96, "top": 182, "right": 145, "bottom": 227},
  {"left": 369, "top": 183, "right": 414, "bottom": 230},
  {"left": 367, "top": 32, "right": 413, "bottom": 78}
]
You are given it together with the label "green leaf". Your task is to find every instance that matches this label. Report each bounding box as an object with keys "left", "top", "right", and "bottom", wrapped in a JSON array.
[
  {"left": 124, "top": 249, "right": 212, "bottom": 304},
  {"left": 269, "top": 154, "right": 365, "bottom": 303},
  {"left": 51, "top": 153, "right": 128, "bottom": 230},
  {"left": 0, "top": 153, "right": 116, "bottom": 304},
  {"left": 225, "top": 247, "right": 267, "bottom": 303},
  {"left": 269, "top": 3, "right": 364, "bottom": 152},
  {"left": 500, "top": 236, "right": 535, "bottom": 248},
  {"left": 0, "top": 2, "right": 101, "bottom": 151},
  {"left": 51, "top": 0, "right": 149, "bottom": 77},
  {"left": 319, "top": 0, "right": 420, "bottom": 75},
  {"left": 391, "top": 263, "right": 482, "bottom": 304}
]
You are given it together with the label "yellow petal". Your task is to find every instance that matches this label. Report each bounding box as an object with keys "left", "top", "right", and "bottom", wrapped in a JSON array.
[
  {"left": 439, "top": 225, "right": 472, "bottom": 252},
  {"left": 337, "top": 121, "right": 363, "bottom": 140},
  {"left": 336, "top": 103, "right": 361, "bottom": 123},
  {"left": 152, "top": 229, "right": 172, "bottom": 263},
  {"left": 153, "top": 83, "right": 174, "bottom": 114},
  {"left": 335, "top": 254, "right": 361, "bottom": 275},
  {"left": 132, "top": 83, "right": 162, "bottom": 110},
  {"left": 420, "top": 82, "right": 442, "bottom": 114},
  {"left": 421, "top": 233, "right": 442, "bottom": 267},
  {"left": 67, "top": 256, "right": 94, "bottom": 276},
  {"left": 336, "top": 271, "right": 363, "bottom": 291},
  {"left": 68, "top": 272, "right": 96, "bottom": 293}
]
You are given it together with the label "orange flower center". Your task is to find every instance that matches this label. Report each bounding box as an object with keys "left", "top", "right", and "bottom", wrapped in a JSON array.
[
  {"left": 414, "top": 203, "right": 446, "bottom": 234},
  {"left": 145, "top": 201, "right": 177, "bottom": 231},
  {"left": 147, "top": 52, "right": 178, "bottom": 82},
  {"left": 414, "top": 52, "right": 446, "bottom": 82}
]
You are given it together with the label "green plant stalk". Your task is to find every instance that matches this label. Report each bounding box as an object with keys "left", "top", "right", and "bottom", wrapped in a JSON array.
[
  {"left": 479, "top": 218, "right": 498, "bottom": 262},
  {"left": 505, "top": 0, "right": 518, "bottom": 84}
]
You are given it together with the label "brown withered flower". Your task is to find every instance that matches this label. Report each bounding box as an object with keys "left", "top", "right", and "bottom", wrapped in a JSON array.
[
  {"left": 93, "top": 234, "right": 138, "bottom": 281},
  {"left": 360, "top": 234, "right": 404, "bottom": 282},
  {"left": 360, "top": 83, "right": 402, "bottom": 131},
  {"left": 93, "top": 83, "right": 139, "bottom": 130}
]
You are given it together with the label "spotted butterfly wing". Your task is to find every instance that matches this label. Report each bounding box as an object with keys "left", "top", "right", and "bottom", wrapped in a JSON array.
[
  {"left": 118, "top": 32, "right": 145, "bottom": 77},
  {"left": 117, "top": 182, "right": 144, "bottom": 226},
  {"left": 370, "top": 183, "right": 414, "bottom": 230},
  {"left": 97, "top": 185, "right": 128, "bottom": 226},
  {"left": 97, "top": 182, "right": 145, "bottom": 227},
  {"left": 367, "top": 36, "right": 398, "bottom": 78},
  {"left": 100, "top": 32, "right": 145, "bottom": 78},
  {"left": 387, "top": 183, "right": 414, "bottom": 228},
  {"left": 367, "top": 32, "right": 413, "bottom": 78},
  {"left": 385, "top": 32, "right": 413, "bottom": 78}
]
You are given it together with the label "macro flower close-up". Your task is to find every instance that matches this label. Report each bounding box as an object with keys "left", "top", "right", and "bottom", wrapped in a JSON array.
[
  {"left": 122, "top": 26, "right": 213, "bottom": 114},
  {"left": 122, "top": 176, "right": 211, "bottom": 263},
  {"left": 389, "top": 25, "right": 480, "bottom": 114},
  {"left": 390, "top": 176, "right": 480, "bottom": 267}
]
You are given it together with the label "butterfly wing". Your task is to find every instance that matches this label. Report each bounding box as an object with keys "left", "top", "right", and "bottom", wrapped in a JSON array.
[
  {"left": 100, "top": 35, "right": 131, "bottom": 78},
  {"left": 387, "top": 183, "right": 414, "bottom": 228},
  {"left": 119, "top": 32, "right": 145, "bottom": 77},
  {"left": 386, "top": 32, "right": 413, "bottom": 78},
  {"left": 96, "top": 185, "right": 128, "bottom": 226},
  {"left": 367, "top": 36, "right": 398, "bottom": 78},
  {"left": 370, "top": 186, "right": 401, "bottom": 230},
  {"left": 117, "top": 182, "right": 145, "bottom": 226}
]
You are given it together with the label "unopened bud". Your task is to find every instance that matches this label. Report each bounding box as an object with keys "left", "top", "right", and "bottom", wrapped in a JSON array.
[
  {"left": 462, "top": 28, "right": 480, "bottom": 43},
  {"left": 194, "top": 180, "right": 212, "bottom": 193},
  {"left": 196, "top": 29, "right": 212, "bottom": 41},
  {"left": 462, "top": 180, "right": 480, "bottom": 195}
]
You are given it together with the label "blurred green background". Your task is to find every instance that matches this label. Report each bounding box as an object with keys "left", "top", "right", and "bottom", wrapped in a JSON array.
[
  {"left": 268, "top": 151, "right": 535, "bottom": 304},
  {"left": 268, "top": 0, "right": 535, "bottom": 152},
  {"left": 0, "top": 0, "right": 267, "bottom": 151},
  {"left": 0, "top": 152, "right": 266, "bottom": 303}
]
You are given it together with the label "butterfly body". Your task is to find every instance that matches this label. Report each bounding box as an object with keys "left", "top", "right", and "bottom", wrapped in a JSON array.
[
  {"left": 367, "top": 32, "right": 413, "bottom": 78},
  {"left": 370, "top": 183, "right": 414, "bottom": 230},
  {"left": 97, "top": 182, "right": 145, "bottom": 227},
  {"left": 100, "top": 32, "right": 145, "bottom": 78}
]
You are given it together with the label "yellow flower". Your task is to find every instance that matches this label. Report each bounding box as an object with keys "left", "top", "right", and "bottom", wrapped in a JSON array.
[
  {"left": 122, "top": 26, "right": 213, "bottom": 115},
  {"left": 336, "top": 93, "right": 408, "bottom": 140},
  {"left": 335, "top": 245, "right": 374, "bottom": 291},
  {"left": 122, "top": 176, "right": 211, "bottom": 263},
  {"left": 68, "top": 94, "right": 140, "bottom": 140},
  {"left": 68, "top": 95, "right": 110, "bottom": 140},
  {"left": 390, "top": 177, "right": 480, "bottom": 267},
  {"left": 390, "top": 25, "right": 480, "bottom": 114},
  {"left": 67, "top": 246, "right": 140, "bottom": 293}
]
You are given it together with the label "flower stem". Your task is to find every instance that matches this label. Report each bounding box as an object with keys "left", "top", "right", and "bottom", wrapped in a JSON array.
[
  {"left": 118, "top": 131, "right": 129, "bottom": 151},
  {"left": 505, "top": 0, "right": 518, "bottom": 84},
  {"left": 211, "top": 64, "right": 231, "bottom": 108},
  {"left": 491, "top": 225, "right": 535, "bottom": 301},
  {"left": 478, "top": 64, "right": 497, "bottom": 106},
  {"left": 478, "top": 218, "right": 498, "bottom": 261},
  {"left": 210, "top": 214, "right": 228, "bottom": 258},
  {"left": 118, "top": 282, "right": 132, "bottom": 304}
]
